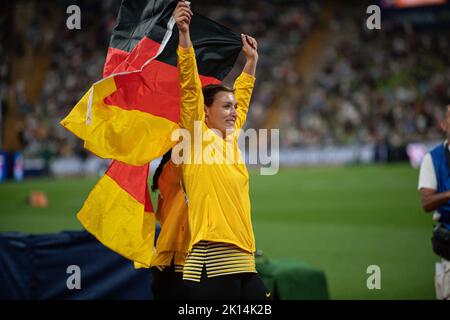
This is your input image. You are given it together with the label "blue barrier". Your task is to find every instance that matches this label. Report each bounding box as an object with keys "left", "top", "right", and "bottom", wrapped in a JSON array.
[
  {"left": 0, "top": 231, "right": 154, "bottom": 300},
  {"left": 0, "top": 227, "right": 328, "bottom": 300}
]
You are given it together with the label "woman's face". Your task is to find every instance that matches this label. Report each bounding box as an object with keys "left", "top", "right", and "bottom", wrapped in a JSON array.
[{"left": 205, "top": 91, "right": 238, "bottom": 136}]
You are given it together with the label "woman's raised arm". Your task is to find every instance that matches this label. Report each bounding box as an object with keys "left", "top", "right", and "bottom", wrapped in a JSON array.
[{"left": 175, "top": 1, "right": 204, "bottom": 130}]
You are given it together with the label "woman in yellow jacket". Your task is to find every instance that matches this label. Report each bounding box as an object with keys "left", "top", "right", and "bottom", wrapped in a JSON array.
[
  {"left": 173, "top": 1, "right": 270, "bottom": 300},
  {"left": 150, "top": 149, "right": 190, "bottom": 299}
]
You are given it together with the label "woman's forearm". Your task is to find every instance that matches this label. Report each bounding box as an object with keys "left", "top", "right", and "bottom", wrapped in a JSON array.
[
  {"left": 242, "top": 57, "right": 258, "bottom": 77},
  {"left": 179, "top": 30, "right": 192, "bottom": 49}
]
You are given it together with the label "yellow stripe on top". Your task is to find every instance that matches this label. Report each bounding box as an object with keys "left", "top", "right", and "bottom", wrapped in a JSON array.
[
  {"left": 177, "top": 46, "right": 257, "bottom": 255},
  {"left": 182, "top": 241, "right": 256, "bottom": 282},
  {"left": 155, "top": 264, "right": 184, "bottom": 273}
]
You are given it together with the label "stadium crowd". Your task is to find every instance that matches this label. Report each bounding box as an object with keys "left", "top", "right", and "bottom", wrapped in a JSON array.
[
  {"left": 12, "top": 1, "right": 119, "bottom": 161},
  {"left": 2, "top": 0, "right": 450, "bottom": 163},
  {"left": 5, "top": 0, "right": 320, "bottom": 161},
  {"left": 281, "top": 16, "right": 450, "bottom": 148}
]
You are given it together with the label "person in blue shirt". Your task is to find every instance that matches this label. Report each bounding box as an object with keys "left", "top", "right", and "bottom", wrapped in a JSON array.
[{"left": 418, "top": 101, "right": 450, "bottom": 300}]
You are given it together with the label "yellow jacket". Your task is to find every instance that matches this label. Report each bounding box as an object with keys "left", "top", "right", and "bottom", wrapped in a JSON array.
[{"left": 177, "top": 46, "right": 256, "bottom": 254}]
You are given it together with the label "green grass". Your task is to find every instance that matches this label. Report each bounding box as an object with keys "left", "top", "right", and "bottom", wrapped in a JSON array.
[{"left": 0, "top": 164, "right": 437, "bottom": 299}]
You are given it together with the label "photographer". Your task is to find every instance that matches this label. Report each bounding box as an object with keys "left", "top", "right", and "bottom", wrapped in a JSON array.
[{"left": 418, "top": 101, "right": 450, "bottom": 300}]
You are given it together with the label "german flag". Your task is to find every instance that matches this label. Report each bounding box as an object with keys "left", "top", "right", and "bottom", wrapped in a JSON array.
[
  {"left": 61, "top": 0, "right": 242, "bottom": 165},
  {"left": 77, "top": 161, "right": 155, "bottom": 266},
  {"left": 61, "top": 0, "right": 242, "bottom": 266}
]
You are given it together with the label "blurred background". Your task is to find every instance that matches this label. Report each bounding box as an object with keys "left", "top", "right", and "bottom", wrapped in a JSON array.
[{"left": 1, "top": 0, "right": 450, "bottom": 299}]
